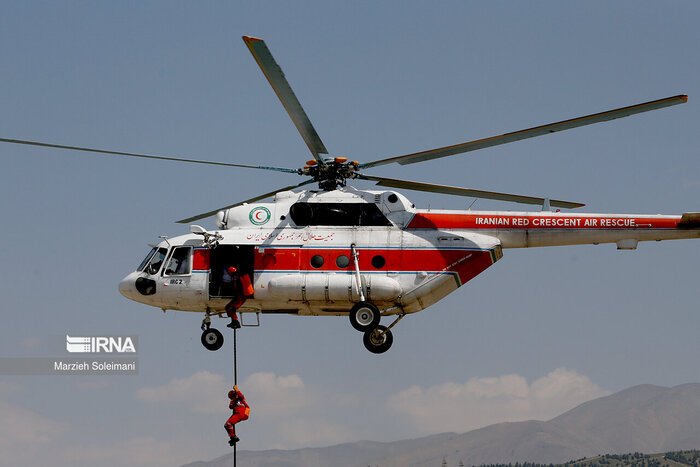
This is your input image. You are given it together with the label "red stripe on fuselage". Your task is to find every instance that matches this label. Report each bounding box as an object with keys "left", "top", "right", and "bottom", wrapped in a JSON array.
[
  {"left": 254, "top": 247, "right": 495, "bottom": 274},
  {"left": 405, "top": 213, "right": 681, "bottom": 230}
]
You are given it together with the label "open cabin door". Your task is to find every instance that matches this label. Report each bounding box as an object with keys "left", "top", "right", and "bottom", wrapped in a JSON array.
[{"left": 208, "top": 245, "right": 255, "bottom": 298}]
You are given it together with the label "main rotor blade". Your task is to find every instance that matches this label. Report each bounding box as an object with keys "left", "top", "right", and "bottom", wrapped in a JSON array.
[
  {"left": 243, "top": 36, "right": 328, "bottom": 162},
  {"left": 360, "top": 95, "right": 687, "bottom": 169},
  {"left": 0, "top": 137, "right": 300, "bottom": 173},
  {"left": 176, "top": 178, "right": 315, "bottom": 224},
  {"left": 357, "top": 174, "right": 585, "bottom": 209}
]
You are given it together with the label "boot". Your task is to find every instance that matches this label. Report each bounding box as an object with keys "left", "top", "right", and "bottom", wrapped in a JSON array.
[
  {"left": 227, "top": 319, "right": 241, "bottom": 329},
  {"left": 229, "top": 436, "right": 240, "bottom": 446}
]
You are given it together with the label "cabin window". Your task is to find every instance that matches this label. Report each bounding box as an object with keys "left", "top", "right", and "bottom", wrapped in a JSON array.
[
  {"left": 335, "top": 255, "right": 350, "bottom": 268},
  {"left": 310, "top": 255, "right": 324, "bottom": 268},
  {"left": 164, "top": 247, "right": 192, "bottom": 276},
  {"left": 289, "top": 203, "right": 391, "bottom": 227},
  {"left": 140, "top": 247, "right": 168, "bottom": 275},
  {"left": 371, "top": 255, "right": 386, "bottom": 269}
]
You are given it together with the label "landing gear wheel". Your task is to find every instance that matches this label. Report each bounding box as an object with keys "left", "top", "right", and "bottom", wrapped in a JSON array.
[
  {"left": 363, "top": 325, "right": 393, "bottom": 354},
  {"left": 349, "top": 302, "right": 381, "bottom": 332},
  {"left": 201, "top": 328, "right": 224, "bottom": 351}
]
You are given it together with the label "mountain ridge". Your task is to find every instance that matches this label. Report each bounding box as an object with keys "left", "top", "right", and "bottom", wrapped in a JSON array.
[{"left": 183, "top": 383, "right": 700, "bottom": 467}]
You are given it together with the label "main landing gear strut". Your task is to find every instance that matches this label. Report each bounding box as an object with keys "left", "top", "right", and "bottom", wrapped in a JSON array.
[{"left": 347, "top": 243, "right": 405, "bottom": 354}]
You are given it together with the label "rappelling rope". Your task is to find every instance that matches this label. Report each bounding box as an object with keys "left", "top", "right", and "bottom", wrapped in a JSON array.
[
  {"left": 233, "top": 327, "right": 238, "bottom": 467},
  {"left": 233, "top": 327, "right": 238, "bottom": 386}
]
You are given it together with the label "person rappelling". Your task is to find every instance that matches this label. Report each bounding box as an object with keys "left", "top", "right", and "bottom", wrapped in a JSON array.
[
  {"left": 224, "top": 385, "right": 250, "bottom": 446},
  {"left": 223, "top": 266, "right": 254, "bottom": 329}
]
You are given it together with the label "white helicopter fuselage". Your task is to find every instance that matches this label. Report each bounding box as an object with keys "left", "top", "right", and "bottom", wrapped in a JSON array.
[{"left": 118, "top": 188, "right": 700, "bottom": 319}]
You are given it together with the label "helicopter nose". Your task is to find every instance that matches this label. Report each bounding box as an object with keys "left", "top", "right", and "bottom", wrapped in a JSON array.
[{"left": 118, "top": 272, "right": 140, "bottom": 301}]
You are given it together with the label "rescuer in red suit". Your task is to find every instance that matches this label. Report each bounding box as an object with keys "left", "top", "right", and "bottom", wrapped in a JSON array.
[
  {"left": 224, "top": 266, "right": 245, "bottom": 329},
  {"left": 225, "top": 385, "right": 250, "bottom": 446}
]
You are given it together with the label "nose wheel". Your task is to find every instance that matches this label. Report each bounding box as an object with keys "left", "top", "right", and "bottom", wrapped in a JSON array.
[
  {"left": 201, "top": 327, "right": 224, "bottom": 351},
  {"left": 200, "top": 311, "right": 224, "bottom": 351}
]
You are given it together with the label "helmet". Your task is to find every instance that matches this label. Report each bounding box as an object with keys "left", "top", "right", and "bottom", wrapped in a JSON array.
[
  {"left": 227, "top": 266, "right": 237, "bottom": 274},
  {"left": 228, "top": 390, "right": 236, "bottom": 399}
]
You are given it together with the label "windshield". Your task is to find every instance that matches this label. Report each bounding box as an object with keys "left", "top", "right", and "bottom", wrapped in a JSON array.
[
  {"left": 138, "top": 247, "right": 168, "bottom": 275},
  {"left": 137, "top": 247, "right": 158, "bottom": 272}
]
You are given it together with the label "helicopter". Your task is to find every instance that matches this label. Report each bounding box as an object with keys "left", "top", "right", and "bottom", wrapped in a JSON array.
[{"left": 1, "top": 36, "right": 697, "bottom": 354}]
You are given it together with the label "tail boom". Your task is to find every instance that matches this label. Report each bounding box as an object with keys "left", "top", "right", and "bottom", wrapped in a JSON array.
[{"left": 405, "top": 211, "right": 700, "bottom": 249}]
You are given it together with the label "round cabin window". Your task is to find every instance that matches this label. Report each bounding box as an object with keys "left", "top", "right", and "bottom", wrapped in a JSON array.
[
  {"left": 336, "top": 255, "right": 350, "bottom": 268},
  {"left": 371, "top": 255, "right": 386, "bottom": 269},
  {"left": 310, "top": 255, "right": 324, "bottom": 268}
]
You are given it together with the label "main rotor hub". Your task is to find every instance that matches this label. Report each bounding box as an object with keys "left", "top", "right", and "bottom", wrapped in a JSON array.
[{"left": 302, "top": 158, "right": 360, "bottom": 191}]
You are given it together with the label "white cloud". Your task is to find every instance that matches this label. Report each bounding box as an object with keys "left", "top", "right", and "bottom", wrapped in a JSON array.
[
  {"left": 130, "top": 368, "right": 607, "bottom": 452},
  {"left": 135, "top": 370, "right": 228, "bottom": 414},
  {"left": 0, "top": 401, "right": 67, "bottom": 464},
  {"left": 55, "top": 436, "right": 203, "bottom": 467},
  {"left": 240, "top": 372, "right": 358, "bottom": 448},
  {"left": 135, "top": 370, "right": 313, "bottom": 418},
  {"left": 387, "top": 367, "right": 609, "bottom": 433},
  {"left": 276, "top": 418, "right": 355, "bottom": 447},
  {"left": 242, "top": 372, "right": 310, "bottom": 418}
]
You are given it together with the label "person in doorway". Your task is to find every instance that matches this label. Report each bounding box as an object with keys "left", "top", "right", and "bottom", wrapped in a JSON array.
[
  {"left": 223, "top": 266, "right": 245, "bottom": 329},
  {"left": 224, "top": 266, "right": 255, "bottom": 329},
  {"left": 224, "top": 385, "right": 250, "bottom": 446}
]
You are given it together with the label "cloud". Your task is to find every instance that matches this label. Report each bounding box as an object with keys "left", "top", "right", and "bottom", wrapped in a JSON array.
[
  {"left": 276, "top": 418, "right": 355, "bottom": 447},
  {"left": 135, "top": 370, "right": 356, "bottom": 449},
  {"left": 135, "top": 370, "right": 228, "bottom": 414},
  {"left": 240, "top": 372, "right": 362, "bottom": 448},
  {"left": 55, "top": 436, "right": 203, "bottom": 467},
  {"left": 131, "top": 368, "right": 607, "bottom": 452},
  {"left": 0, "top": 401, "right": 67, "bottom": 464},
  {"left": 135, "top": 370, "right": 312, "bottom": 418},
  {"left": 242, "top": 372, "right": 310, "bottom": 418},
  {"left": 387, "top": 367, "right": 609, "bottom": 433}
]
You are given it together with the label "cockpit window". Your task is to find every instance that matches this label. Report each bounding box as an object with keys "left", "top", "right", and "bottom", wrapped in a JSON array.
[
  {"left": 137, "top": 247, "right": 158, "bottom": 272},
  {"left": 164, "top": 246, "right": 191, "bottom": 276},
  {"left": 289, "top": 203, "right": 391, "bottom": 227},
  {"left": 141, "top": 247, "right": 168, "bottom": 275}
]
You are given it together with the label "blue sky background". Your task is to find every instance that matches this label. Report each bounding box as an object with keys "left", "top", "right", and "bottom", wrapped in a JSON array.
[{"left": 1, "top": 2, "right": 699, "bottom": 466}]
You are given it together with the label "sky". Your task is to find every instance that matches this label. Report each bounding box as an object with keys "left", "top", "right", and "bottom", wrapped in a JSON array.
[{"left": 1, "top": 1, "right": 699, "bottom": 466}]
